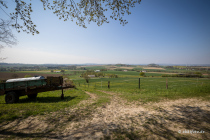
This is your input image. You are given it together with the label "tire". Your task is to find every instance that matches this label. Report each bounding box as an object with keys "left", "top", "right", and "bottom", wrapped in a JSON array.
[
  {"left": 27, "top": 93, "right": 38, "bottom": 99},
  {"left": 5, "top": 92, "right": 19, "bottom": 104}
]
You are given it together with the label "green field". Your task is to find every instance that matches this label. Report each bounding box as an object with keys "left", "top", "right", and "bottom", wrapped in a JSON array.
[
  {"left": 0, "top": 69, "right": 210, "bottom": 139},
  {"left": 74, "top": 77, "right": 210, "bottom": 101},
  {"left": 1, "top": 69, "right": 210, "bottom": 117}
]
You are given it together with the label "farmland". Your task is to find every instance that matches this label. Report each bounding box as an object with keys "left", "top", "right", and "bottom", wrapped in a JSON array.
[{"left": 0, "top": 65, "right": 210, "bottom": 139}]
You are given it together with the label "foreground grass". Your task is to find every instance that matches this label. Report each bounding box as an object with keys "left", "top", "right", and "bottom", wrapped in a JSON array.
[
  {"left": 0, "top": 89, "right": 89, "bottom": 123},
  {"left": 1, "top": 74, "right": 210, "bottom": 123}
]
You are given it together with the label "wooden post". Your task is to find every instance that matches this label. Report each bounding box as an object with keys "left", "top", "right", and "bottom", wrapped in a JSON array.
[
  {"left": 101, "top": 81, "right": 102, "bottom": 88},
  {"left": 79, "top": 82, "right": 80, "bottom": 86},
  {"left": 139, "top": 78, "right": 140, "bottom": 89},
  {"left": 61, "top": 86, "right": 64, "bottom": 99},
  {"left": 108, "top": 81, "right": 110, "bottom": 89},
  {"left": 166, "top": 78, "right": 168, "bottom": 89},
  {"left": 88, "top": 83, "right": 89, "bottom": 88}
]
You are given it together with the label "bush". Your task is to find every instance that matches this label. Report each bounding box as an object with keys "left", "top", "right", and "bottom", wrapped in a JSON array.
[
  {"left": 115, "top": 69, "right": 123, "bottom": 71},
  {"left": 108, "top": 74, "right": 118, "bottom": 78},
  {"left": 139, "top": 72, "right": 145, "bottom": 76},
  {"left": 162, "top": 73, "right": 203, "bottom": 78}
]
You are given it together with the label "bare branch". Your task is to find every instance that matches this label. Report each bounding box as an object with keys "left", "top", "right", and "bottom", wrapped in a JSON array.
[
  {"left": 0, "top": 19, "right": 17, "bottom": 61},
  {"left": 0, "top": 19, "right": 17, "bottom": 48}
]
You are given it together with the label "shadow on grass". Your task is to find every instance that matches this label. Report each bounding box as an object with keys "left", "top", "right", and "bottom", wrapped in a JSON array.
[{"left": 18, "top": 96, "right": 77, "bottom": 103}]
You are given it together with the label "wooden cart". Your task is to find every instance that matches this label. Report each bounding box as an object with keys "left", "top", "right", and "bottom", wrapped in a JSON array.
[{"left": 0, "top": 76, "right": 74, "bottom": 104}]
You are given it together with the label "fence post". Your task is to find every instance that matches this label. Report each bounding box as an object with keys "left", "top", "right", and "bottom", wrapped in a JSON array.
[
  {"left": 139, "top": 78, "right": 140, "bottom": 89},
  {"left": 61, "top": 86, "right": 64, "bottom": 99},
  {"left": 79, "top": 82, "right": 80, "bottom": 86},
  {"left": 101, "top": 81, "right": 102, "bottom": 88},
  {"left": 166, "top": 78, "right": 168, "bottom": 89},
  {"left": 108, "top": 81, "right": 110, "bottom": 89}
]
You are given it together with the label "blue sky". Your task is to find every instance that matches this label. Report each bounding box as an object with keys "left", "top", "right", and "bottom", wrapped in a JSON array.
[{"left": 0, "top": 0, "right": 210, "bottom": 65}]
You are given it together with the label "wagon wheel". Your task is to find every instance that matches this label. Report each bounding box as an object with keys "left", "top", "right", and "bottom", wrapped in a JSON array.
[
  {"left": 27, "top": 93, "right": 38, "bottom": 99},
  {"left": 5, "top": 92, "right": 19, "bottom": 104}
]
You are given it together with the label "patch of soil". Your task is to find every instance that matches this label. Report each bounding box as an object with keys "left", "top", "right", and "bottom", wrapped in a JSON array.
[
  {"left": 62, "top": 91, "right": 210, "bottom": 139},
  {"left": 77, "top": 91, "right": 98, "bottom": 106}
]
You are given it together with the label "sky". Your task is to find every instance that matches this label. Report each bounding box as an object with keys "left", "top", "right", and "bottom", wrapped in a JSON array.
[{"left": 0, "top": 0, "right": 210, "bottom": 65}]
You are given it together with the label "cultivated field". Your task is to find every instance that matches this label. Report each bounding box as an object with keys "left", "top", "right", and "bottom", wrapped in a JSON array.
[
  {"left": 143, "top": 67, "right": 166, "bottom": 70},
  {"left": 0, "top": 68, "right": 210, "bottom": 139}
]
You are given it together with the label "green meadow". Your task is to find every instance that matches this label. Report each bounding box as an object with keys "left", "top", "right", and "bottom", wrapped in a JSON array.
[{"left": 0, "top": 68, "right": 210, "bottom": 122}]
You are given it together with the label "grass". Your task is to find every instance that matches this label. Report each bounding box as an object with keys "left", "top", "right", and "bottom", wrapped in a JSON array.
[
  {"left": 0, "top": 89, "right": 89, "bottom": 123},
  {"left": 0, "top": 69, "right": 210, "bottom": 140},
  {"left": 74, "top": 77, "right": 210, "bottom": 103},
  {"left": 1, "top": 69, "right": 210, "bottom": 123}
]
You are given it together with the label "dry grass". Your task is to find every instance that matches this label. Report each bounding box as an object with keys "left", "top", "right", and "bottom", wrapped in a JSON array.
[
  {"left": 143, "top": 67, "right": 166, "bottom": 70},
  {"left": 119, "top": 67, "right": 135, "bottom": 69}
]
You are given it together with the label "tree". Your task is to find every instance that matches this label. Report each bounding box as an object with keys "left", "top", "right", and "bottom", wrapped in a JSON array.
[
  {"left": 61, "top": 69, "right": 65, "bottom": 75},
  {"left": 84, "top": 75, "right": 90, "bottom": 83},
  {"left": 0, "top": 19, "right": 17, "bottom": 61},
  {"left": 0, "top": 0, "right": 141, "bottom": 35},
  {"left": 61, "top": 69, "right": 65, "bottom": 73}
]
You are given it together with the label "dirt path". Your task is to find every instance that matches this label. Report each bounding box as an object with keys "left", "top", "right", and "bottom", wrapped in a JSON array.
[
  {"left": 62, "top": 91, "right": 210, "bottom": 139},
  {"left": 0, "top": 91, "right": 209, "bottom": 140},
  {"left": 77, "top": 91, "right": 97, "bottom": 106}
]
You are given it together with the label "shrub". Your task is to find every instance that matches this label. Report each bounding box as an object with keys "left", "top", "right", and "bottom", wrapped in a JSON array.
[
  {"left": 108, "top": 74, "right": 118, "bottom": 78},
  {"left": 139, "top": 72, "right": 145, "bottom": 76}
]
